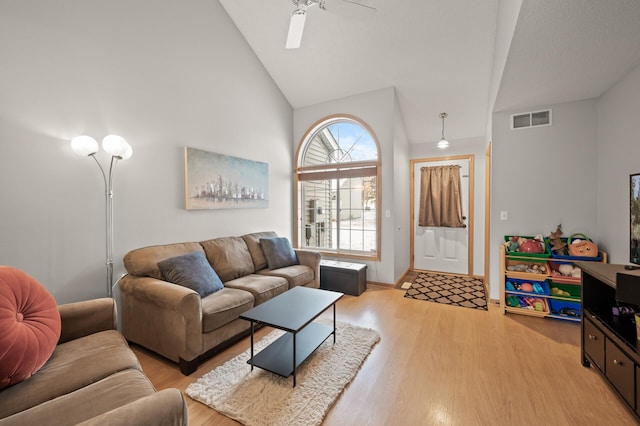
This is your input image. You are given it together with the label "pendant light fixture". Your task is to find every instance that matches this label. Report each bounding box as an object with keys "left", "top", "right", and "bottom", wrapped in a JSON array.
[{"left": 437, "top": 112, "right": 450, "bottom": 149}]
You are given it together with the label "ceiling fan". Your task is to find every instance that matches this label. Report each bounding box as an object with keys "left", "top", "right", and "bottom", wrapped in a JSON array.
[{"left": 286, "top": 0, "right": 377, "bottom": 49}]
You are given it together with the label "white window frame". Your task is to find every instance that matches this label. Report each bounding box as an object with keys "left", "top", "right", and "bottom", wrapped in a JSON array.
[{"left": 294, "top": 114, "right": 381, "bottom": 260}]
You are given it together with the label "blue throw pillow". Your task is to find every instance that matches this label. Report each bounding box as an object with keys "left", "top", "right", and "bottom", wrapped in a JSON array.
[
  {"left": 157, "top": 251, "right": 223, "bottom": 297},
  {"left": 259, "top": 237, "right": 299, "bottom": 270}
]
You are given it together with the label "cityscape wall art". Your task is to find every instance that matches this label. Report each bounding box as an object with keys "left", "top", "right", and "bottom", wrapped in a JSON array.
[{"left": 184, "top": 147, "right": 268, "bottom": 210}]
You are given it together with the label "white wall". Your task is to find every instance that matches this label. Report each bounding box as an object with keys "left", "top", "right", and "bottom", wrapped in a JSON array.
[
  {"left": 486, "top": 0, "right": 523, "bottom": 137},
  {"left": 393, "top": 94, "right": 411, "bottom": 280},
  {"left": 0, "top": 0, "right": 293, "bottom": 303},
  {"left": 410, "top": 136, "right": 487, "bottom": 277},
  {"left": 596, "top": 62, "right": 640, "bottom": 263},
  {"left": 490, "top": 99, "right": 598, "bottom": 299},
  {"left": 293, "top": 87, "right": 407, "bottom": 285}
]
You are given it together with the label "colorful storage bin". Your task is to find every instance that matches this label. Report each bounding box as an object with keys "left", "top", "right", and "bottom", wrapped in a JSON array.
[
  {"left": 545, "top": 238, "right": 603, "bottom": 261},
  {"left": 505, "top": 278, "right": 550, "bottom": 296},
  {"left": 504, "top": 235, "right": 550, "bottom": 258},
  {"left": 505, "top": 257, "right": 550, "bottom": 281},
  {"left": 548, "top": 260, "right": 581, "bottom": 284},
  {"left": 505, "top": 295, "right": 549, "bottom": 313},
  {"left": 549, "top": 299, "right": 581, "bottom": 318},
  {"left": 549, "top": 282, "right": 581, "bottom": 300}
]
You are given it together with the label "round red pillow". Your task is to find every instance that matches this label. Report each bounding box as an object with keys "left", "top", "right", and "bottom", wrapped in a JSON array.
[{"left": 0, "top": 266, "right": 61, "bottom": 389}]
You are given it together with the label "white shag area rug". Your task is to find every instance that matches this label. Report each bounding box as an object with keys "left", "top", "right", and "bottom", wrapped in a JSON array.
[{"left": 185, "top": 320, "right": 380, "bottom": 426}]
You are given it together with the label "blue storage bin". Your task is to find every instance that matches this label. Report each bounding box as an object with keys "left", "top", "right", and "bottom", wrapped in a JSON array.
[
  {"left": 505, "top": 295, "right": 549, "bottom": 313},
  {"left": 505, "top": 278, "right": 549, "bottom": 295},
  {"left": 545, "top": 238, "right": 603, "bottom": 261},
  {"left": 549, "top": 299, "right": 581, "bottom": 318}
]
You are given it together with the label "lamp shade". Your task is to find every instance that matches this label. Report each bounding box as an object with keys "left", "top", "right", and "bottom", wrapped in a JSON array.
[
  {"left": 70, "top": 135, "right": 98, "bottom": 156},
  {"left": 120, "top": 144, "right": 133, "bottom": 161},
  {"left": 102, "top": 135, "right": 130, "bottom": 158},
  {"left": 437, "top": 138, "right": 450, "bottom": 149}
]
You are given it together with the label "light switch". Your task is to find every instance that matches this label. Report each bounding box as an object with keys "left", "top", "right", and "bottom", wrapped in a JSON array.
[
  {"left": 500, "top": 211, "right": 508, "bottom": 221},
  {"left": 385, "top": 209, "right": 391, "bottom": 218}
]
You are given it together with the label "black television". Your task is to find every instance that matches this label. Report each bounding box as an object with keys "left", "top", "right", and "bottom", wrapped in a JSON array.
[{"left": 631, "top": 173, "right": 640, "bottom": 266}]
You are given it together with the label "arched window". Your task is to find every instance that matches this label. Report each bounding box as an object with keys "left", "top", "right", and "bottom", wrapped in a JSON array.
[{"left": 295, "top": 115, "right": 380, "bottom": 258}]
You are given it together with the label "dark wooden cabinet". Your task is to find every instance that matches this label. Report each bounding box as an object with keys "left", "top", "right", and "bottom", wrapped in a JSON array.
[
  {"left": 606, "top": 338, "right": 635, "bottom": 406},
  {"left": 579, "top": 262, "right": 640, "bottom": 421},
  {"left": 636, "top": 366, "right": 640, "bottom": 416},
  {"left": 583, "top": 315, "right": 605, "bottom": 371},
  {"left": 319, "top": 260, "right": 367, "bottom": 296}
]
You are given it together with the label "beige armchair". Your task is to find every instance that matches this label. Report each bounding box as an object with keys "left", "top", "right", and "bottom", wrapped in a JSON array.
[{"left": 0, "top": 297, "right": 187, "bottom": 425}]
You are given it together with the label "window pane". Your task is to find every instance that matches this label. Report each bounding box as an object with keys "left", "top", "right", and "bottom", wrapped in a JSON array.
[
  {"left": 302, "top": 119, "right": 377, "bottom": 167},
  {"left": 298, "top": 117, "right": 378, "bottom": 257},
  {"left": 325, "top": 122, "right": 377, "bottom": 162},
  {"left": 300, "top": 179, "right": 333, "bottom": 249}
]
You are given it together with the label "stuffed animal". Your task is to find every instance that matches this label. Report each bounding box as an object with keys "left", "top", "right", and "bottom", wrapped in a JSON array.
[
  {"left": 558, "top": 264, "right": 573, "bottom": 276},
  {"left": 548, "top": 225, "right": 567, "bottom": 255},
  {"left": 506, "top": 235, "right": 519, "bottom": 252}
]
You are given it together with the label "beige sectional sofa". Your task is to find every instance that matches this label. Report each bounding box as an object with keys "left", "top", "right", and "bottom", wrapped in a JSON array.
[
  {"left": 0, "top": 298, "right": 187, "bottom": 426},
  {"left": 120, "top": 231, "right": 320, "bottom": 375}
]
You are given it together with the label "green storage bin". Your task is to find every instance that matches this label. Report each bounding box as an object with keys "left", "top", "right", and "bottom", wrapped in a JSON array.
[
  {"left": 504, "top": 235, "right": 550, "bottom": 258},
  {"left": 549, "top": 282, "right": 581, "bottom": 300}
]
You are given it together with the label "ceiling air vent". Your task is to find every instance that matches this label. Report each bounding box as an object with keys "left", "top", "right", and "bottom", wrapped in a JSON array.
[{"left": 510, "top": 109, "right": 552, "bottom": 130}]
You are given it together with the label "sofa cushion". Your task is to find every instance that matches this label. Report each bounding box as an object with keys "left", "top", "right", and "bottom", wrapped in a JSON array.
[
  {"left": 0, "top": 266, "right": 61, "bottom": 390},
  {"left": 2, "top": 369, "right": 156, "bottom": 426},
  {"left": 258, "top": 264, "right": 315, "bottom": 288},
  {"left": 124, "top": 242, "right": 205, "bottom": 280},
  {"left": 224, "top": 274, "right": 289, "bottom": 305},
  {"left": 260, "top": 237, "right": 299, "bottom": 270},
  {"left": 200, "top": 236, "right": 255, "bottom": 282},
  {"left": 201, "top": 287, "right": 255, "bottom": 333},
  {"left": 242, "top": 231, "right": 278, "bottom": 271},
  {"left": 157, "top": 251, "right": 223, "bottom": 298},
  {"left": 0, "top": 330, "right": 140, "bottom": 419}
]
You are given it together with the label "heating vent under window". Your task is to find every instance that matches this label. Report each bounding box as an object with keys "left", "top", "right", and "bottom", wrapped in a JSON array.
[{"left": 511, "top": 109, "right": 552, "bottom": 130}]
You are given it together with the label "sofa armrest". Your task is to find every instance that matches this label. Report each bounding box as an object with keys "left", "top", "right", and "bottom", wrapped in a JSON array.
[
  {"left": 119, "top": 276, "right": 202, "bottom": 364},
  {"left": 76, "top": 388, "right": 188, "bottom": 426},
  {"left": 120, "top": 275, "right": 199, "bottom": 311},
  {"left": 295, "top": 249, "right": 321, "bottom": 287},
  {"left": 58, "top": 298, "right": 117, "bottom": 344}
]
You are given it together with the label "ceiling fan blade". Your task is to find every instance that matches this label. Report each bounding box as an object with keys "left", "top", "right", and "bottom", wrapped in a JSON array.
[
  {"left": 286, "top": 10, "right": 307, "bottom": 49},
  {"left": 322, "top": 0, "right": 377, "bottom": 21}
]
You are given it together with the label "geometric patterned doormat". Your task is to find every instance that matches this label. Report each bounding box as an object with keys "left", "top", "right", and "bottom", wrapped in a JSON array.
[{"left": 404, "top": 272, "right": 488, "bottom": 311}]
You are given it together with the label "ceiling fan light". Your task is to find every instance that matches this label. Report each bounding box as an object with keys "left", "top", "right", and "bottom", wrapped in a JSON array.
[{"left": 286, "top": 10, "right": 306, "bottom": 49}]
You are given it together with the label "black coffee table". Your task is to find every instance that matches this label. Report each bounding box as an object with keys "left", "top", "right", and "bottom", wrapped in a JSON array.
[{"left": 239, "top": 286, "right": 343, "bottom": 386}]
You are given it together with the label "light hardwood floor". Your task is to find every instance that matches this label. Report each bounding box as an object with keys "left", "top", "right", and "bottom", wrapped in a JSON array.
[{"left": 132, "top": 284, "right": 639, "bottom": 425}]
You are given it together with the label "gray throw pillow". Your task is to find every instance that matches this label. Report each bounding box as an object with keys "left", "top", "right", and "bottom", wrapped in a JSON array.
[
  {"left": 157, "top": 251, "right": 223, "bottom": 297},
  {"left": 260, "top": 237, "right": 299, "bottom": 270}
]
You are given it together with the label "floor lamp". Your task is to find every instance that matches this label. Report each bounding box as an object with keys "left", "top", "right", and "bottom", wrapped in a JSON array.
[{"left": 71, "top": 135, "right": 132, "bottom": 298}]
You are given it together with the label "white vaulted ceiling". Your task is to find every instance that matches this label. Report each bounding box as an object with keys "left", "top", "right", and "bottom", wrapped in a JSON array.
[{"left": 219, "top": 0, "right": 640, "bottom": 144}]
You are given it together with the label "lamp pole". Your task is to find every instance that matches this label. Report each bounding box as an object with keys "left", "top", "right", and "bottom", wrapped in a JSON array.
[{"left": 71, "top": 135, "right": 132, "bottom": 298}]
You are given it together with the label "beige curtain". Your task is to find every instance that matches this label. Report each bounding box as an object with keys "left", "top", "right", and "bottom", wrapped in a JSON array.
[{"left": 418, "top": 165, "right": 464, "bottom": 227}]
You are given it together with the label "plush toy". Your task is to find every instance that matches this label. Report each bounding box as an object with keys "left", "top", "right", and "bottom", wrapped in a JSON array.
[
  {"left": 548, "top": 225, "right": 567, "bottom": 255},
  {"left": 558, "top": 264, "right": 573, "bottom": 276},
  {"left": 506, "top": 235, "right": 519, "bottom": 252}
]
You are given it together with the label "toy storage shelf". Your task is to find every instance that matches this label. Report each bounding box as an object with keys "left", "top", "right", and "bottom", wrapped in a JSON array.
[{"left": 499, "top": 244, "right": 606, "bottom": 322}]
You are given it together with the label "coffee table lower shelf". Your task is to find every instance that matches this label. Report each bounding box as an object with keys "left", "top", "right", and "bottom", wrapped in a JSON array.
[{"left": 247, "top": 322, "right": 333, "bottom": 378}]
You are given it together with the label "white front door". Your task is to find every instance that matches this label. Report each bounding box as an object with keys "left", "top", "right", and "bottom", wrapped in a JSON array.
[{"left": 413, "top": 158, "right": 470, "bottom": 274}]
